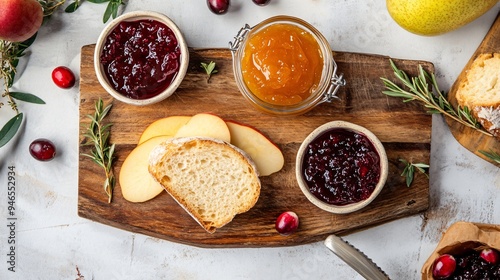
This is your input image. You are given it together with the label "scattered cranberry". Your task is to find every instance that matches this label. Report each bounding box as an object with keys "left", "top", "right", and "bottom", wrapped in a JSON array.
[
  {"left": 275, "top": 211, "right": 299, "bottom": 236},
  {"left": 480, "top": 248, "right": 500, "bottom": 264},
  {"left": 207, "top": 0, "right": 230, "bottom": 14},
  {"left": 432, "top": 254, "right": 456, "bottom": 279},
  {"left": 252, "top": 0, "right": 271, "bottom": 6},
  {"left": 52, "top": 66, "right": 76, "bottom": 89},
  {"left": 29, "top": 139, "right": 56, "bottom": 161}
]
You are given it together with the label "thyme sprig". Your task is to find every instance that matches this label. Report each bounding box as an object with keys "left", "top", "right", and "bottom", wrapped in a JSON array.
[
  {"left": 479, "top": 150, "right": 500, "bottom": 164},
  {"left": 381, "top": 59, "right": 492, "bottom": 137},
  {"left": 399, "top": 159, "right": 429, "bottom": 187},
  {"left": 81, "top": 98, "right": 116, "bottom": 203},
  {"left": 200, "top": 61, "right": 218, "bottom": 82}
]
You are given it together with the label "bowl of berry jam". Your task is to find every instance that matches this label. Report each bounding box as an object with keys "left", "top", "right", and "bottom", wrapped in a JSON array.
[
  {"left": 295, "top": 121, "right": 388, "bottom": 214},
  {"left": 94, "top": 11, "right": 189, "bottom": 106},
  {"left": 229, "top": 16, "right": 345, "bottom": 115}
]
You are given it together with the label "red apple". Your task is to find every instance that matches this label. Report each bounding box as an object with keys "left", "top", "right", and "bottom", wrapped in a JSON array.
[{"left": 0, "top": 0, "right": 43, "bottom": 42}]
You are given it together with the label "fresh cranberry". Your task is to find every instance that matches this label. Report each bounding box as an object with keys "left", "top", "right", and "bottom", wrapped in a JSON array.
[
  {"left": 480, "top": 248, "right": 500, "bottom": 264},
  {"left": 207, "top": 0, "right": 230, "bottom": 14},
  {"left": 29, "top": 139, "right": 56, "bottom": 161},
  {"left": 52, "top": 66, "right": 76, "bottom": 89},
  {"left": 252, "top": 0, "right": 271, "bottom": 6},
  {"left": 275, "top": 211, "right": 299, "bottom": 235},
  {"left": 432, "top": 254, "right": 456, "bottom": 279}
]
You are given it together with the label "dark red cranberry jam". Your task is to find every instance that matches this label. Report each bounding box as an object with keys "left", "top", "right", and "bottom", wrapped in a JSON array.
[
  {"left": 302, "top": 128, "right": 381, "bottom": 206},
  {"left": 100, "top": 19, "right": 181, "bottom": 99}
]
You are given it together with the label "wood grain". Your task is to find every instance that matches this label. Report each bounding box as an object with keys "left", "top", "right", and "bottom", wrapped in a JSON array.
[
  {"left": 447, "top": 11, "right": 500, "bottom": 167},
  {"left": 78, "top": 45, "right": 432, "bottom": 247}
]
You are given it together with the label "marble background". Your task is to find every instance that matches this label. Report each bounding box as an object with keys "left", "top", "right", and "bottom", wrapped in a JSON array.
[{"left": 0, "top": 0, "right": 499, "bottom": 279}]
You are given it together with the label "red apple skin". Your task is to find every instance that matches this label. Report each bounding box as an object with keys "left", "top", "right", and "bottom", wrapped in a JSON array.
[{"left": 0, "top": 0, "right": 43, "bottom": 42}]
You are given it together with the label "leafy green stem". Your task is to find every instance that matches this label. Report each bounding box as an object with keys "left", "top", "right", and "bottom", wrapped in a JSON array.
[
  {"left": 479, "top": 150, "right": 500, "bottom": 164},
  {"left": 399, "top": 159, "right": 429, "bottom": 187},
  {"left": 381, "top": 59, "right": 492, "bottom": 137},
  {"left": 81, "top": 99, "right": 116, "bottom": 203}
]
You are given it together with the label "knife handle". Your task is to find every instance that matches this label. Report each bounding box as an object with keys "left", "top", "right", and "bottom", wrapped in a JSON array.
[{"left": 324, "top": 234, "right": 390, "bottom": 280}]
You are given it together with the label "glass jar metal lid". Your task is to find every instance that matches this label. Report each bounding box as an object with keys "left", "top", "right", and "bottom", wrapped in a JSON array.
[{"left": 229, "top": 15, "right": 346, "bottom": 115}]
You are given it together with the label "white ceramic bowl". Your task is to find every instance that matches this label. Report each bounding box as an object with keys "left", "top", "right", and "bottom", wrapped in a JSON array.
[
  {"left": 94, "top": 11, "right": 189, "bottom": 106},
  {"left": 295, "top": 120, "right": 388, "bottom": 214}
]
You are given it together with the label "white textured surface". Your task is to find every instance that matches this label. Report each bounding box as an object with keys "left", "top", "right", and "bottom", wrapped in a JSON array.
[{"left": 1, "top": 1, "right": 500, "bottom": 279}]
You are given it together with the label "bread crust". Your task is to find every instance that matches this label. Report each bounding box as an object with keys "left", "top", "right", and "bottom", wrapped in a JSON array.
[
  {"left": 148, "top": 137, "right": 261, "bottom": 233},
  {"left": 455, "top": 53, "right": 500, "bottom": 139}
]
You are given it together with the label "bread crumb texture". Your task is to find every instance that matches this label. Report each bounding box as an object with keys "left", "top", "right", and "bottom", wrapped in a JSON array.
[
  {"left": 148, "top": 137, "right": 261, "bottom": 233},
  {"left": 456, "top": 53, "right": 500, "bottom": 138}
]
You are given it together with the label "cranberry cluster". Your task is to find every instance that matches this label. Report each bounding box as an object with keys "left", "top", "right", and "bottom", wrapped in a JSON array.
[
  {"left": 433, "top": 248, "right": 500, "bottom": 279},
  {"left": 207, "top": 0, "right": 271, "bottom": 15}
]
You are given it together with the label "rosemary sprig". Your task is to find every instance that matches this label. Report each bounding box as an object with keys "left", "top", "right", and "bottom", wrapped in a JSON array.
[
  {"left": 399, "top": 159, "right": 429, "bottom": 187},
  {"left": 81, "top": 98, "right": 116, "bottom": 203},
  {"left": 200, "top": 61, "right": 218, "bottom": 82},
  {"left": 381, "top": 59, "right": 492, "bottom": 137},
  {"left": 479, "top": 150, "right": 500, "bottom": 164}
]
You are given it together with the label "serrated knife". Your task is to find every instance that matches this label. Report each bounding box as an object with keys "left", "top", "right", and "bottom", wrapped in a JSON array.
[{"left": 324, "top": 234, "right": 390, "bottom": 280}]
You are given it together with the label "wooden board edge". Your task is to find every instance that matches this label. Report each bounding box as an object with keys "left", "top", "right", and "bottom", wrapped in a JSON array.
[{"left": 445, "top": 11, "right": 500, "bottom": 167}]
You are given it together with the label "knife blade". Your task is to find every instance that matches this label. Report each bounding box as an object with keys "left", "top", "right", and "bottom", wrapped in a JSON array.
[{"left": 324, "top": 234, "right": 390, "bottom": 280}]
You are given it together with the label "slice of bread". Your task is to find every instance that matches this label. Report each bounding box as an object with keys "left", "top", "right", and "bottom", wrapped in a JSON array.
[
  {"left": 148, "top": 137, "right": 261, "bottom": 233},
  {"left": 456, "top": 53, "right": 500, "bottom": 138}
]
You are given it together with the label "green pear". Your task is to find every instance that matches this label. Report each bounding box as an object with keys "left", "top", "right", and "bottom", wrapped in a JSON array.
[{"left": 386, "top": 0, "right": 498, "bottom": 36}]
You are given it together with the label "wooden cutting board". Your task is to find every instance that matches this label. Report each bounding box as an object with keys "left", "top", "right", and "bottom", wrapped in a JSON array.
[
  {"left": 78, "top": 44, "right": 432, "bottom": 247},
  {"left": 447, "top": 11, "right": 500, "bottom": 167}
]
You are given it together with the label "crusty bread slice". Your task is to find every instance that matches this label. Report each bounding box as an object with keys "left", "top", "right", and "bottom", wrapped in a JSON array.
[
  {"left": 456, "top": 53, "right": 500, "bottom": 138},
  {"left": 148, "top": 137, "right": 261, "bottom": 233},
  {"left": 456, "top": 53, "right": 500, "bottom": 108}
]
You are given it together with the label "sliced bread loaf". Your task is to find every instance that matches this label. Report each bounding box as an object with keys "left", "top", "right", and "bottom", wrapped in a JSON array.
[
  {"left": 148, "top": 137, "right": 261, "bottom": 233},
  {"left": 455, "top": 53, "right": 500, "bottom": 138}
]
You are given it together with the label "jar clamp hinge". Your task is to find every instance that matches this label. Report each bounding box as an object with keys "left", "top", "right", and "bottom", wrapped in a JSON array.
[
  {"left": 229, "top": 24, "right": 252, "bottom": 52},
  {"left": 325, "top": 59, "right": 346, "bottom": 102}
]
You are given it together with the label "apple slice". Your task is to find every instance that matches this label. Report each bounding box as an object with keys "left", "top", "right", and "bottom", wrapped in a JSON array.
[
  {"left": 120, "top": 136, "right": 172, "bottom": 202},
  {"left": 174, "top": 113, "right": 231, "bottom": 142},
  {"left": 226, "top": 121, "right": 284, "bottom": 176},
  {"left": 138, "top": 116, "right": 191, "bottom": 144}
]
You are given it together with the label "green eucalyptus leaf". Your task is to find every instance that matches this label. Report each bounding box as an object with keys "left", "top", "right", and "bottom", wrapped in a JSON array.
[
  {"left": 87, "top": 0, "right": 110, "bottom": 3},
  {"left": 103, "top": 1, "right": 114, "bottom": 23},
  {"left": 65, "top": 1, "right": 80, "bottom": 13},
  {"left": 10, "top": 92, "right": 46, "bottom": 104},
  {"left": 405, "top": 166, "right": 414, "bottom": 187},
  {"left": 111, "top": 2, "right": 119, "bottom": 18},
  {"left": 0, "top": 113, "right": 23, "bottom": 148}
]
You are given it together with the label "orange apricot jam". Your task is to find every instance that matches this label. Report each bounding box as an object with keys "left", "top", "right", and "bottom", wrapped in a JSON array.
[{"left": 241, "top": 23, "right": 324, "bottom": 106}]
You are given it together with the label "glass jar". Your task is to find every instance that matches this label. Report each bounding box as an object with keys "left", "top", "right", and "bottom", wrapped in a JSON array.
[{"left": 229, "top": 15, "right": 345, "bottom": 115}]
